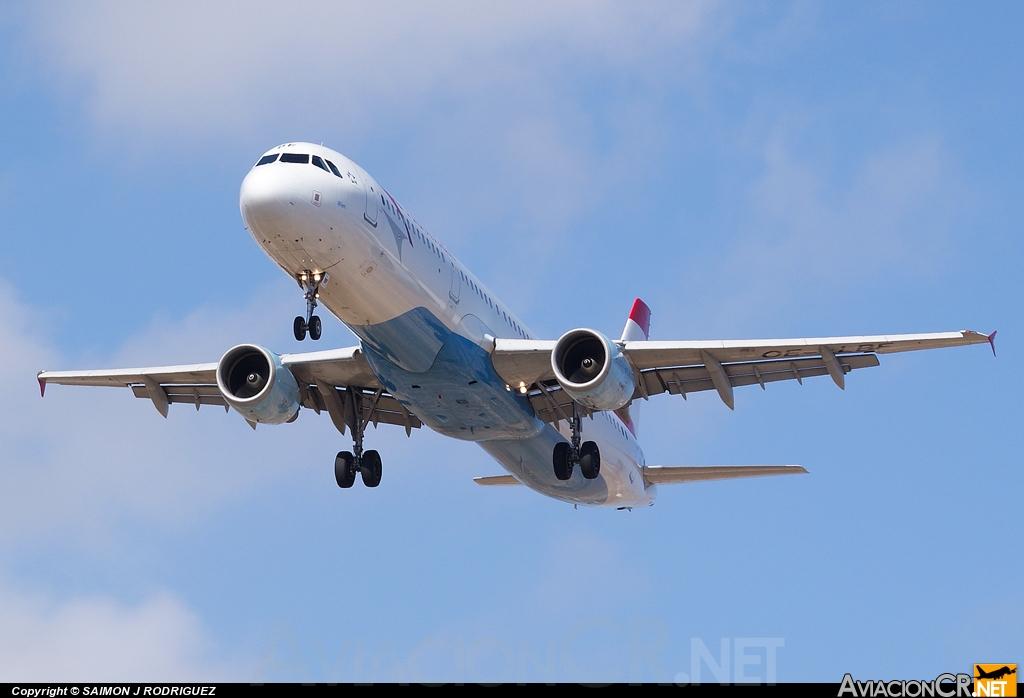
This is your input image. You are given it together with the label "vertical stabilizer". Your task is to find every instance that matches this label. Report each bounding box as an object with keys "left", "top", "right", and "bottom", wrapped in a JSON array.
[
  {"left": 617, "top": 298, "right": 651, "bottom": 436},
  {"left": 621, "top": 298, "right": 651, "bottom": 342}
]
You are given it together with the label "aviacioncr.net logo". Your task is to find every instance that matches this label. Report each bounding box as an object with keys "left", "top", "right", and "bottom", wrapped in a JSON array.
[{"left": 838, "top": 673, "right": 973, "bottom": 697}]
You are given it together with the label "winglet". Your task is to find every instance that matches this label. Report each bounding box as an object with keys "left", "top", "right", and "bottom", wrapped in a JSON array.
[
  {"left": 987, "top": 330, "right": 997, "bottom": 357},
  {"left": 37, "top": 373, "right": 46, "bottom": 397}
]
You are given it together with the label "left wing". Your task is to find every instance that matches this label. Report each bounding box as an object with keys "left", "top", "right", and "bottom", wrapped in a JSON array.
[
  {"left": 38, "top": 345, "right": 422, "bottom": 435},
  {"left": 490, "top": 330, "right": 994, "bottom": 420}
]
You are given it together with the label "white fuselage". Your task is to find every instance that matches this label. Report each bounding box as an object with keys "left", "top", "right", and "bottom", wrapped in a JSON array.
[{"left": 239, "top": 143, "right": 654, "bottom": 508}]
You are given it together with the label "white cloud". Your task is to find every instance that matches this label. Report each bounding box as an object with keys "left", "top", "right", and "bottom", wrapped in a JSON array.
[
  {"left": 0, "top": 580, "right": 238, "bottom": 681},
  {"left": 13, "top": 0, "right": 725, "bottom": 307},
  {"left": 692, "top": 130, "right": 958, "bottom": 332},
  {"left": 22, "top": 0, "right": 717, "bottom": 141}
]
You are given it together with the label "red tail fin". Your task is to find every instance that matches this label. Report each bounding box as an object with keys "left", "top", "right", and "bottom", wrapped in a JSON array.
[
  {"left": 620, "top": 298, "right": 651, "bottom": 342},
  {"left": 617, "top": 298, "right": 650, "bottom": 437}
]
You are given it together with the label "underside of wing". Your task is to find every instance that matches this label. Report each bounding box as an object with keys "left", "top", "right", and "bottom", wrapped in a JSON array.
[
  {"left": 622, "top": 330, "right": 992, "bottom": 370},
  {"left": 643, "top": 465, "right": 807, "bottom": 485},
  {"left": 37, "top": 344, "right": 422, "bottom": 434},
  {"left": 490, "top": 330, "right": 992, "bottom": 420}
]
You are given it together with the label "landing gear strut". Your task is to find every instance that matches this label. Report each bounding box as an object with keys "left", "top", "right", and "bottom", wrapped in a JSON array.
[
  {"left": 333, "top": 387, "right": 383, "bottom": 488},
  {"left": 553, "top": 403, "right": 600, "bottom": 481},
  {"left": 293, "top": 270, "right": 328, "bottom": 341}
]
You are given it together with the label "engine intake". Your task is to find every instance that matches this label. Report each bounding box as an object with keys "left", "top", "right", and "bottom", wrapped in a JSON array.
[
  {"left": 216, "top": 344, "right": 300, "bottom": 424},
  {"left": 551, "top": 329, "right": 635, "bottom": 411}
]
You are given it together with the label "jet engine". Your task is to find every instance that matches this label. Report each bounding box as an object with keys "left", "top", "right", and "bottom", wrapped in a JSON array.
[
  {"left": 216, "top": 344, "right": 300, "bottom": 424},
  {"left": 551, "top": 329, "right": 636, "bottom": 411}
]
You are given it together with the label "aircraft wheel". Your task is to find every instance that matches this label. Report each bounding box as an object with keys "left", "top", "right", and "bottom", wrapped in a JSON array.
[
  {"left": 361, "top": 449, "right": 382, "bottom": 488},
  {"left": 579, "top": 441, "right": 600, "bottom": 480},
  {"left": 293, "top": 316, "right": 307, "bottom": 341},
  {"left": 553, "top": 442, "right": 572, "bottom": 481},
  {"left": 308, "top": 315, "right": 322, "bottom": 340},
  {"left": 335, "top": 451, "right": 356, "bottom": 488}
]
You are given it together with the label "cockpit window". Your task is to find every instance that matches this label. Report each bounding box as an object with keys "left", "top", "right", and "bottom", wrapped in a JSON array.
[
  {"left": 255, "top": 154, "right": 278, "bottom": 166},
  {"left": 311, "top": 155, "right": 330, "bottom": 172},
  {"left": 325, "top": 159, "right": 343, "bottom": 177},
  {"left": 280, "top": 153, "right": 309, "bottom": 164}
]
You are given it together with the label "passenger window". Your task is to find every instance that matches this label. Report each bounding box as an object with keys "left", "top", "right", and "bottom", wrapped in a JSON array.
[
  {"left": 255, "top": 154, "right": 278, "bottom": 166},
  {"left": 325, "top": 159, "right": 343, "bottom": 177},
  {"left": 280, "top": 153, "right": 309, "bottom": 164}
]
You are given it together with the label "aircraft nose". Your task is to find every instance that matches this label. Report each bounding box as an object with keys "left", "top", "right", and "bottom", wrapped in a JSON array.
[{"left": 239, "top": 163, "right": 300, "bottom": 228}]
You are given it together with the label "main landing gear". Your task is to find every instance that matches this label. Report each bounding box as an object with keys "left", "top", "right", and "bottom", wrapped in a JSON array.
[
  {"left": 293, "top": 270, "right": 328, "bottom": 341},
  {"left": 334, "top": 388, "right": 383, "bottom": 488},
  {"left": 553, "top": 404, "right": 600, "bottom": 481}
]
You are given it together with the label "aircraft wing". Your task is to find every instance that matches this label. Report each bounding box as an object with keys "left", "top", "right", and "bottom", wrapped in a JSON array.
[
  {"left": 37, "top": 345, "right": 422, "bottom": 434},
  {"left": 490, "top": 329, "right": 994, "bottom": 419}
]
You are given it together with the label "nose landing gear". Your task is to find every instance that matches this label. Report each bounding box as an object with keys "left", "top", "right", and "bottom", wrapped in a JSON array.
[
  {"left": 293, "top": 270, "right": 328, "bottom": 341},
  {"left": 553, "top": 403, "right": 601, "bottom": 481}
]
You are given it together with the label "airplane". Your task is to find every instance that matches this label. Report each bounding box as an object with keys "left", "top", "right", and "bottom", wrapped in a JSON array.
[
  {"left": 975, "top": 666, "right": 1016, "bottom": 681},
  {"left": 36, "top": 143, "right": 996, "bottom": 509}
]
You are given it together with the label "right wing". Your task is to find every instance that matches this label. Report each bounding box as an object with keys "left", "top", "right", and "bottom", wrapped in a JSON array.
[
  {"left": 38, "top": 345, "right": 422, "bottom": 435},
  {"left": 490, "top": 329, "right": 994, "bottom": 420}
]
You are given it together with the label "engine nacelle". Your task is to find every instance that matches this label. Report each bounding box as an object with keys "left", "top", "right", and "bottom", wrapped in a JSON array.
[
  {"left": 216, "top": 344, "right": 300, "bottom": 424},
  {"left": 551, "top": 329, "right": 635, "bottom": 411}
]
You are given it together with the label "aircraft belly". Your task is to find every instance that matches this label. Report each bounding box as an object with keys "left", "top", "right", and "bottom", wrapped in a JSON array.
[
  {"left": 357, "top": 307, "right": 541, "bottom": 439},
  {"left": 479, "top": 428, "right": 652, "bottom": 507}
]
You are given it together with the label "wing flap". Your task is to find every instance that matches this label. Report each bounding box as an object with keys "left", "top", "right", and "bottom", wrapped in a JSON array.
[
  {"left": 643, "top": 465, "right": 807, "bottom": 485},
  {"left": 639, "top": 353, "right": 880, "bottom": 399},
  {"left": 131, "top": 383, "right": 227, "bottom": 408},
  {"left": 523, "top": 354, "right": 880, "bottom": 425}
]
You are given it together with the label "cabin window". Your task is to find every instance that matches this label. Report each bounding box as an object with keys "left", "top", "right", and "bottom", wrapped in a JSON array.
[
  {"left": 280, "top": 153, "right": 309, "bottom": 164},
  {"left": 255, "top": 154, "right": 278, "bottom": 166}
]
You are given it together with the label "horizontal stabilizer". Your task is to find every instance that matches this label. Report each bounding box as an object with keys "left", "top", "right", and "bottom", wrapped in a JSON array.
[
  {"left": 473, "top": 475, "right": 522, "bottom": 486},
  {"left": 643, "top": 464, "right": 806, "bottom": 485}
]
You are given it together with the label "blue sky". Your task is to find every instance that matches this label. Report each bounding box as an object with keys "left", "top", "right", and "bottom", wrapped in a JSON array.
[{"left": 0, "top": 1, "right": 1020, "bottom": 682}]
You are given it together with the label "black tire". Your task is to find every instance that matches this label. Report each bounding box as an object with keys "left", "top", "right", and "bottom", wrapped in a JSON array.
[
  {"left": 293, "top": 316, "right": 307, "bottom": 341},
  {"left": 553, "top": 442, "right": 572, "bottom": 481},
  {"left": 335, "top": 451, "right": 356, "bottom": 488},
  {"left": 579, "top": 441, "right": 601, "bottom": 480},
  {"left": 361, "top": 449, "right": 382, "bottom": 488},
  {"left": 308, "top": 315, "right": 322, "bottom": 340}
]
